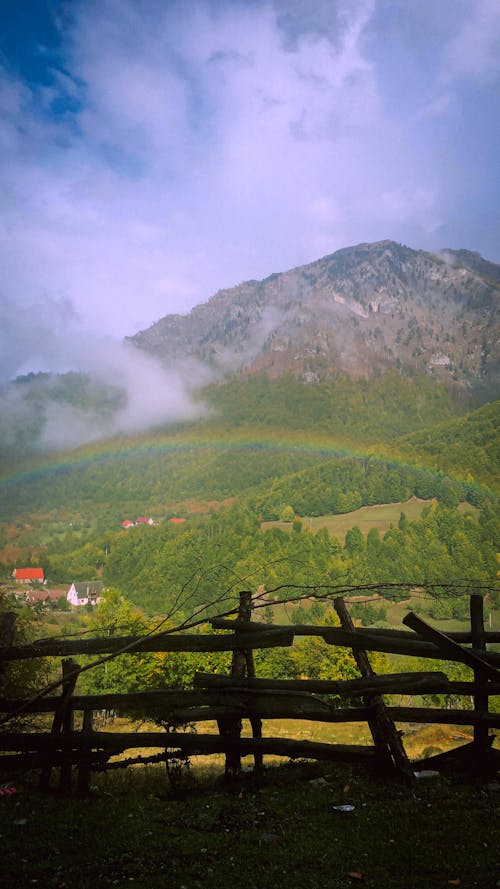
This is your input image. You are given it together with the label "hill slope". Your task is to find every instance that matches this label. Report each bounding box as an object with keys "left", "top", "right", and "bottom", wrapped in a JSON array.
[{"left": 388, "top": 399, "right": 500, "bottom": 489}]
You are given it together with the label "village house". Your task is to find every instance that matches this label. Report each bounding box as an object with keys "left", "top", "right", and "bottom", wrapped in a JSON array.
[
  {"left": 25, "top": 589, "right": 63, "bottom": 607},
  {"left": 13, "top": 567, "right": 45, "bottom": 584},
  {"left": 121, "top": 517, "right": 154, "bottom": 528},
  {"left": 66, "top": 581, "right": 104, "bottom": 607}
]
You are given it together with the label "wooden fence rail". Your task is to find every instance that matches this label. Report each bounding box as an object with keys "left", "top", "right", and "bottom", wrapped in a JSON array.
[{"left": 0, "top": 593, "right": 498, "bottom": 792}]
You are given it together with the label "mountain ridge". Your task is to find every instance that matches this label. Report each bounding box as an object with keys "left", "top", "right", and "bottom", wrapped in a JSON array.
[{"left": 129, "top": 240, "right": 500, "bottom": 395}]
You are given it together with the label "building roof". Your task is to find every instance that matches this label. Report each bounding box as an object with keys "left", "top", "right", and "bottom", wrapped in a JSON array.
[
  {"left": 70, "top": 581, "right": 104, "bottom": 597},
  {"left": 14, "top": 567, "right": 45, "bottom": 581},
  {"left": 135, "top": 516, "right": 152, "bottom": 524},
  {"left": 26, "top": 589, "right": 62, "bottom": 603},
  {"left": 169, "top": 517, "right": 186, "bottom": 524}
]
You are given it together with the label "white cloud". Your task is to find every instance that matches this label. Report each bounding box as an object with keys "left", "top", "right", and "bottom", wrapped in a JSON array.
[
  {"left": 443, "top": 0, "right": 500, "bottom": 84},
  {"left": 0, "top": 0, "right": 498, "bottom": 397}
]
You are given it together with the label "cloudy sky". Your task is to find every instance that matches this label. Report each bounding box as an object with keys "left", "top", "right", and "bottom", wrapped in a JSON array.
[{"left": 1, "top": 0, "right": 499, "bottom": 384}]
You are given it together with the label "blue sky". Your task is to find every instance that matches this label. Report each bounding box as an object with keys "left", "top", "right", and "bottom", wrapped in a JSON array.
[{"left": 0, "top": 0, "right": 499, "bottom": 383}]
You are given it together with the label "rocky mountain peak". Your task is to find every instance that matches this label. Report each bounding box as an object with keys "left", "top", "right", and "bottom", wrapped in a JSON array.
[{"left": 128, "top": 240, "right": 500, "bottom": 395}]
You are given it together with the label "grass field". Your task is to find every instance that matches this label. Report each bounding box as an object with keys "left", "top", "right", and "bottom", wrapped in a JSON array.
[
  {"left": 261, "top": 497, "right": 479, "bottom": 542},
  {"left": 1, "top": 754, "right": 498, "bottom": 889}
]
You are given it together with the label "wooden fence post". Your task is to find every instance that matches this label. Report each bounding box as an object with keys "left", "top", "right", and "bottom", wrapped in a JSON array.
[
  {"left": 40, "top": 658, "right": 80, "bottom": 793},
  {"left": 0, "top": 613, "right": 17, "bottom": 696},
  {"left": 334, "top": 597, "right": 413, "bottom": 782},
  {"left": 244, "top": 595, "right": 263, "bottom": 773},
  {"left": 470, "top": 595, "right": 490, "bottom": 757},
  {"left": 218, "top": 591, "right": 253, "bottom": 779},
  {"left": 77, "top": 709, "right": 94, "bottom": 796}
]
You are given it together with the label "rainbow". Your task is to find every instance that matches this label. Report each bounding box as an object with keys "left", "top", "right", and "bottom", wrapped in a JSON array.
[{"left": 0, "top": 423, "right": 485, "bottom": 493}]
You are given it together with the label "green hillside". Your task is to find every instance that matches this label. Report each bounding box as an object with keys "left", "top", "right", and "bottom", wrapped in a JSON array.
[
  {"left": 204, "top": 372, "right": 474, "bottom": 442},
  {"left": 388, "top": 399, "right": 500, "bottom": 489},
  {"left": 0, "top": 375, "right": 496, "bottom": 531}
]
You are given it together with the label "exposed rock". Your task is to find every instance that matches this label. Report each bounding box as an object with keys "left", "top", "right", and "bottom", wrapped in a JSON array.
[{"left": 128, "top": 240, "right": 500, "bottom": 396}]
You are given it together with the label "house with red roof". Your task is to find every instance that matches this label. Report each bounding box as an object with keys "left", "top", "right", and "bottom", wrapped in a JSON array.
[
  {"left": 121, "top": 517, "right": 154, "bottom": 528},
  {"left": 13, "top": 567, "right": 45, "bottom": 583},
  {"left": 169, "top": 517, "right": 186, "bottom": 525}
]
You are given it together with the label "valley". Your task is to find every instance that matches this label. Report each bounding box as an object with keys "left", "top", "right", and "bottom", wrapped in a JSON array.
[{"left": 0, "top": 240, "right": 498, "bottom": 713}]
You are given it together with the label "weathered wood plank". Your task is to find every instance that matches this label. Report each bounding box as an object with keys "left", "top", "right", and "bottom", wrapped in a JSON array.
[
  {"left": 0, "top": 730, "right": 377, "bottom": 762},
  {"left": 0, "top": 628, "right": 294, "bottom": 661},
  {"left": 388, "top": 707, "right": 500, "bottom": 727},
  {"left": 2, "top": 624, "right": 499, "bottom": 665},
  {"left": 0, "top": 612, "right": 16, "bottom": 696},
  {"left": 5, "top": 671, "right": 500, "bottom": 716},
  {"left": 218, "top": 590, "right": 251, "bottom": 778},
  {"left": 470, "top": 595, "right": 490, "bottom": 752},
  {"left": 193, "top": 671, "right": 451, "bottom": 696},
  {"left": 334, "top": 597, "right": 413, "bottom": 781},
  {"left": 40, "top": 658, "right": 79, "bottom": 793},
  {"left": 211, "top": 620, "right": 500, "bottom": 665},
  {"left": 211, "top": 617, "right": 500, "bottom": 644},
  {"left": 402, "top": 612, "right": 499, "bottom": 680},
  {"left": 0, "top": 751, "right": 110, "bottom": 771}
]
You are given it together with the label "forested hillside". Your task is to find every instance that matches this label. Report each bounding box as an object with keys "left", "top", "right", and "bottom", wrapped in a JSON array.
[
  {"left": 40, "top": 501, "right": 499, "bottom": 618},
  {"left": 0, "top": 372, "right": 485, "bottom": 524},
  {"left": 1, "top": 371, "right": 498, "bottom": 622},
  {"left": 388, "top": 399, "right": 500, "bottom": 489},
  {"left": 204, "top": 372, "right": 474, "bottom": 441}
]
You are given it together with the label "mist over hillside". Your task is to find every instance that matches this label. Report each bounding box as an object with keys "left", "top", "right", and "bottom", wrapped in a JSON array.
[{"left": 1, "top": 240, "right": 499, "bottom": 460}]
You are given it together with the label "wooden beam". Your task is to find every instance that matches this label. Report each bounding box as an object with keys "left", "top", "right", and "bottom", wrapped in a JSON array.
[
  {"left": 211, "top": 620, "right": 500, "bottom": 666},
  {"left": 0, "top": 730, "right": 377, "bottom": 762},
  {"left": 193, "top": 671, "right": 450, "bottom": 696},
  {"left": 211, "top": 618, "right": 500, "bottom": 644},
  {"left": 402, "top": 612, "right": 499, "bottom": 680},
  {"left": 0, "top": 628, "right": 295, "bottom": 661},
  {"left": 470, "top": 595, "right": 490, "bottom": 753},
  {"left": 387, "top": 707, "right": 500, "bottom": 727},
  {"left": 334, "top": 597, "right": 413, "bottom": 781}
]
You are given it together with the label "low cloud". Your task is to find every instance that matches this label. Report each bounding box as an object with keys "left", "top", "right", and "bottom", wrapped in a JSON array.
[
  {"left": 0, "top": 298, "right": 212, "bottom": 455},
  {"left": 1, "top": 0, "right": 474, "bottom": 346},
  {"left": 0, "top": 0, "right": 499, "bottom": 454}
]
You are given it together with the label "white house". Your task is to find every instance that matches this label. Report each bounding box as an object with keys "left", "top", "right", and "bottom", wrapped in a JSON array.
[{"left": 67, "top": 581, "right": 104, "bottom": 607}]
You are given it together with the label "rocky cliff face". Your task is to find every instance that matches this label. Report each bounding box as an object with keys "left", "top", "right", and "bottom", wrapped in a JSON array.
[{"left": 128, "top": 240, "right": 500, "bottom": 395}]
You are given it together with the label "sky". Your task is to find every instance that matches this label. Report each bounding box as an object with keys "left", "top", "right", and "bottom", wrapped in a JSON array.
[{"left": 0, "top": 0, "right": 499, "bottom": 410}]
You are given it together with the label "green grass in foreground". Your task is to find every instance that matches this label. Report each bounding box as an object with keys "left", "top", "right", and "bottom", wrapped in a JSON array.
[{"left": 0, "top": 761, "right": 498, "bottom": 889}]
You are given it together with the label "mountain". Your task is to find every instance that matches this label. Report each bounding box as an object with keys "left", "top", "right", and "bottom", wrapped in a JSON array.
[{"left": 129, "top": 240, "right": 500, "bottom": 396}]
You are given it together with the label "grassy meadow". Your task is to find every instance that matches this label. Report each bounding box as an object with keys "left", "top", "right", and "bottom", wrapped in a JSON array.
[{"left": 261, "top": 497, "right": 480, "bottom": 542}]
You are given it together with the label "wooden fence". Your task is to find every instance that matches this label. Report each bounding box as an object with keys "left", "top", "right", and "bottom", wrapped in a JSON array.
[{"left": 0, "top": 593, "right": 498, "bottom": 793}]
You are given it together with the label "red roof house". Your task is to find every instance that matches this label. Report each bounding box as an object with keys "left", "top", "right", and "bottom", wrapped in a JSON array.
[
  {"left": 121, "top": 520, "right": 134, "bottom": 529},
  {"left": 135, "top": 516, "right": 154, "bottom": 525},
  {"left": 169, "top": 517, "right": 186, "bottom": 524},
  {"left": 13, "top": 567, "right": 45, "bottom": 583}
]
